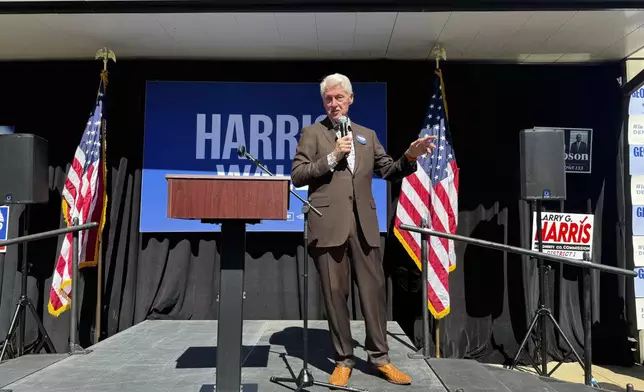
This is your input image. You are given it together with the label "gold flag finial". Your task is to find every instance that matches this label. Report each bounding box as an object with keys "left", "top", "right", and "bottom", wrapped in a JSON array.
[
  {"left": 432, "top": 44, "right": 446, "bottom": 69},
  {"left": 95, "top": 47, "right": 116, "bottom": 71}
]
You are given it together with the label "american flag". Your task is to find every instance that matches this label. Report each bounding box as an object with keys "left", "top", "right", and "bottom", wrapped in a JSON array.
[
  {"left": 48, "top": 79, "right": 108, "bottom": 316},
  {"left": 394, "top": 69, "right": 459, "bottom": 319}
]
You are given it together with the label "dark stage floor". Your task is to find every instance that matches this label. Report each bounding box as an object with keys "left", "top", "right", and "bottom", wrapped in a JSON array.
[
  {"left": 0, "top": 320, "right": 446, "bottom": 392},
  {"left": 0, "top": 320, "right": 614, "bottom": 392}
]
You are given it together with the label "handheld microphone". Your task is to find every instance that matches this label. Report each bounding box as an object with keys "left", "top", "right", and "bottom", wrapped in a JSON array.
[
  {"left": 338, "top": 116, "right": 348, "bottom": 138},
  {"left": 237, "top": 145, "right": 271, "bottom": 174},
  {"left": 237, "top": 145, "right": 248, "bottom": 158},
  {"left": 337, "top": 116, "right": 350, "bottom": 161}
]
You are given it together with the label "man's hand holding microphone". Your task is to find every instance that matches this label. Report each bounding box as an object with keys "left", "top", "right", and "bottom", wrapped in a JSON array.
[{"left": 333, "top": 134, "right": 353, "bottom": 161}]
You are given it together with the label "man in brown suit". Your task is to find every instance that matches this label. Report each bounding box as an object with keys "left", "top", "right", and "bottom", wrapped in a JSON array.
[{"left": 291, "top": 73, "right": 435, "bottom": 387}]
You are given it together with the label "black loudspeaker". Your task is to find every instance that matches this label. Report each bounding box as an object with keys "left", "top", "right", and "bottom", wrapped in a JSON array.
[
  {"left": 0, "top": 134, "right": 49, "bottom": 204},
  {"left": 519, "top": 128, "right": 566, "bottom": 200}
]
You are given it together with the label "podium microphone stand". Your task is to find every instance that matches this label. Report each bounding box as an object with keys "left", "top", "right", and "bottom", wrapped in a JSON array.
[{"left": 235, "top": 146, "right": 367, "bottom": 392}]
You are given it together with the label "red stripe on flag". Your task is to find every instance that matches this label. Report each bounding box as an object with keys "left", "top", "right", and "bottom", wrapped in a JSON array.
[
  {"left": 428, "top": 196, "right": 449, "bottom": 285},
  {"left": 394, "top": 216, "right": 421, "bottom": 258},
  {"left": 428, "top": 188, "right": 449, "bottom": 249},
  {"left": 398, "top": 190, "right": 423, "bottom": 226},
  {"left": 451, "top": 161, "right": 460, "bottom": 194},
  {"left": 427, "top": 245, "right": 447, "bottom": 313},
  {"left": 427, "top": 279, "right": 446, "bottom": 315},
  {"left": 433, "top": 182, "right": 454, "bottom": 251},
  {"left": 406, "top": 173, "right": 431, "bottom": 204}
]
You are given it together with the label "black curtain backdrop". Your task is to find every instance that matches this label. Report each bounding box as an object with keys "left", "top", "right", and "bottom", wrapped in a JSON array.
[{"left": 0, "top": 59, "right": 634, "bottom": 367}]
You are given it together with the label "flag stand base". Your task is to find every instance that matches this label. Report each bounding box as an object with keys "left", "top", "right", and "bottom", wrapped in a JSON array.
[
  {"left": 70, "top": 344, "right": 92, "bottom": 355},
  {"left": 408, "top": 348, "right": 432, "bottom": 360}
]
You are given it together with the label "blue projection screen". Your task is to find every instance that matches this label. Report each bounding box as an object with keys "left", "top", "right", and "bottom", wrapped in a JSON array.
[{"left": 140, "top": 81, "right": 388, "bottom": 233}]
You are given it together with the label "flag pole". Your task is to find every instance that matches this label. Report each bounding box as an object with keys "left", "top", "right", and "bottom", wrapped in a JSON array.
[
  {"left": 431, "top": 43, "right": 446, "bottom": 359},
  {"left": 432, "top": 44, "right": 446, "bottom": 71},
  {"left": 93, "top": 47, "right": 115, "bottom": 344}
]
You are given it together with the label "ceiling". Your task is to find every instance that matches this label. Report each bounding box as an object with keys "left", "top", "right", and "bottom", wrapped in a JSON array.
[{"left": 2, "top": 10, "right": 644, "bottom": 63}]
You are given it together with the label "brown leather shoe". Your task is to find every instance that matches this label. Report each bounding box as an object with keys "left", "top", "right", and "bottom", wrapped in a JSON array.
[
  {"left": 329, "top": 365, "right": 352, "bottom": 387},
  {"left": 377, "top": 363, "right": 412, "bottom": 385}
]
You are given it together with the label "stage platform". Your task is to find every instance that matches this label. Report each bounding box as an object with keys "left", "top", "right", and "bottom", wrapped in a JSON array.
[{"left": 0, "top": 320, "right": 615, "bottom": 392}]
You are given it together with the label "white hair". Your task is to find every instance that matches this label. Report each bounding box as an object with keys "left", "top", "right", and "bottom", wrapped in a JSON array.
[{"left": 320, "top": 73, "right": 353, "bottom": 97}]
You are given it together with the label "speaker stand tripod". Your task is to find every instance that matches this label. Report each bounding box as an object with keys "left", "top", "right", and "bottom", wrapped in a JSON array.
[
  {"left": 0, "top": 205, "right": 55, "bottom": 361},
  {"left": 509, "top": 200, "right": 584, "bottom": 376}
]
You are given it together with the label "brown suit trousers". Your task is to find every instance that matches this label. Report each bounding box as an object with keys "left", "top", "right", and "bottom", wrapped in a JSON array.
[
  {"left": 291, "top": 117, "right": 416, "bottom": 367},
  {"left": 310, "top": 202, "right": 390, "bottom": 367}
]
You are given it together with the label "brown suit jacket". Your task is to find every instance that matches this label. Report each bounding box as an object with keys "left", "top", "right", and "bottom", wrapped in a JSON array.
[{"left": 291, "top": 117, "right": 417, "bottom": 248}]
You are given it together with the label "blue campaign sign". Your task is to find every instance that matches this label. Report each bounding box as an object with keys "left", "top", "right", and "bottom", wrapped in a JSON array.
[
  {"left": 630, "top": 88, "right": 644, "bottom": 116},
  {"left": 141, "top": 81, "right": 388, "bottom": 233},
  {"left": 636, "top": 268, "right": 644, "bottom": 297},
  {"left": 633, "top": 206, "right": 644, "bottom": 236},
  {"left": 0, "top": 205, "right": 8, "bottom": 253},
  {"left": 630, "top": 145, "right": 644, "bottom": 175}
]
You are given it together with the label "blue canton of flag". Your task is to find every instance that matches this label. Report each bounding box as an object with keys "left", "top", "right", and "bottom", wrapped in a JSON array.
[
  {"left": 417, "top": 77, "right": 455, "bottom": 185},
  {"left": 81, "top": 98, "right": 103, "bottom": 173}
]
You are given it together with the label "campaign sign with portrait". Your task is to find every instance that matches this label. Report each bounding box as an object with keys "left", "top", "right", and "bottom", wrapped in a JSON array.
[{"left": 564, "top": 128, "right": 592, "bottom": 174}]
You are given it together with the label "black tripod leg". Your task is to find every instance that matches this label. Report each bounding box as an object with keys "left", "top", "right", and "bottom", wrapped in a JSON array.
[
  {"left": 270, "top": 376, "right": 368, "bottom": 392},
  {"left": 510, "top": 310, "right": 541, "bottom": 373},
  {"left": 0, "top": 302, "right": 24, "bottom": 361},
  {"left": 310, "top": 380, "right": 367, "bottom": 392},
  {"left": 270, "top": 367, "right": 314, "bottom": 388},
  {"left": 32, "top": 338, "right": 46, "bottom": 354},
  {"left": 545, "top": 312, "right": 585, "bottom": 375},
  {"left": 25, "top": 300, "right": 55, "bottom": 354}
]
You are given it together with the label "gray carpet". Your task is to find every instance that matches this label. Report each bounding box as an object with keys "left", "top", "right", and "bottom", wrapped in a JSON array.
[{"left": 1, "top": 320, "right": 446, "bottom": 392}]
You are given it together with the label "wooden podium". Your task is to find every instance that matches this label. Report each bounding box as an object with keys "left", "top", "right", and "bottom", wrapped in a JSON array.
[{"left": 166, "top": 174, "right": 290, "bottom": 392}]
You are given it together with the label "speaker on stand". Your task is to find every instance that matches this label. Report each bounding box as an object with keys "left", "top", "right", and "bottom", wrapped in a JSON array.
[
  {"left": 0, "top": 133, "right": 56, "bottom": 360},
  {"left": 510, "top": 128, "right": 585, "bottom": 375}
]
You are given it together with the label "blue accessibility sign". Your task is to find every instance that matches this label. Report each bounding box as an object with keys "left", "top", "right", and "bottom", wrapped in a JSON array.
[{"left": 0, "top": 205, "right": 9, "bottom": 253}]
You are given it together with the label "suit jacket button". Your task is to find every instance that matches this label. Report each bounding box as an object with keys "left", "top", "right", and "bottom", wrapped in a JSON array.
[{"left": 349, "top": 196, "right": 353, "bottom": 201}]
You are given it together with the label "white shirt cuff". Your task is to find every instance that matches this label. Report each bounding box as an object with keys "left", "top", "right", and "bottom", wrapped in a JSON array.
[{"left": 327, "top": 152, "right": 338, "bottom": 171}]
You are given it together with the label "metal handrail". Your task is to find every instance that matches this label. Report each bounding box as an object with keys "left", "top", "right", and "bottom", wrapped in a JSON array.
[
  {"left": 0, "top": 222, "right": 98, "bottom": 248},
  {"left": 399, "top": 223, "right": 635, "bottom": 388},
  {"left": 399, "top": 224, "right": 636, "bottom": 277},
  {"left": 0, "top": 220, "right": 98, "bottom": 359}
]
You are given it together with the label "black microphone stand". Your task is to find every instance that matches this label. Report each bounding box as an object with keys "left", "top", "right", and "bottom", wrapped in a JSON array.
[{"left": 237, "top": 147, "right": 367, "bottom": 392}]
